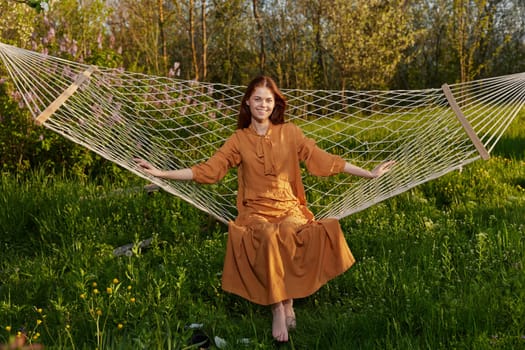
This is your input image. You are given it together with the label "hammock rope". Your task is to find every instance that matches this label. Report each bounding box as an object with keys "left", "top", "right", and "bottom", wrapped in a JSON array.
[{"left": 1, "top": 42, "right": 524, "bottom": 224}]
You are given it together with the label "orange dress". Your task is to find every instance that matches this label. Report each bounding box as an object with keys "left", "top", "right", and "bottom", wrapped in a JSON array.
[{"left": 191, "top": 122, "right": 355, "bottom": 305}]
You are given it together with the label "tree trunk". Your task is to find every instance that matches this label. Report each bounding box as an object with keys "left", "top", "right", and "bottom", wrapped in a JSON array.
[
  {"left": 201, "top": 0, "right": 207, "bottom": 81},
  {"left": 252, "top": 0, "right": 265, "bottom": 74},
  {"left": 189, "top": 0, "right": 199, "bottom": 80},
  {"left": 157, "top": 0, "right": 168, "bottom": 75},
  {"left": 313, "top": 1, "right": 327, "bottom": 88},
  {"left": 457, "top": 0, "right": 467, "bottom": 83}
]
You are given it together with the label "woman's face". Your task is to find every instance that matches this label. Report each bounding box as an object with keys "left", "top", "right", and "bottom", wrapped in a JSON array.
[{"left": 246, "top": 86, "right": 275, "bottom": 123}]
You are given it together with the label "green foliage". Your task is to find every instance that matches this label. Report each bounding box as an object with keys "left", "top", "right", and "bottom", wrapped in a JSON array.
[
  {"left": 0, "top": 1, "right": 38, "bottom": 46},
  {"left": 3, "top": 0, "right": 525, "bottom": 90},
  {"left": 326, "top": 0, "right": 417, "bottom": 89},
  {"left": 0, "top": 80, "right": 39, "bottom": 173},
  {"left": 0, "top": 79, "right": 130, "bottom": 179}
]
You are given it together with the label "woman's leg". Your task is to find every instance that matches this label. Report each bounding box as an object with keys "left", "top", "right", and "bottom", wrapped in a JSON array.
[
  {"left": 283, "top": 299, "right": 296, "bottom": 330},
  {"left": 271, "top": 302, "right": 288, "bottom": 342}
]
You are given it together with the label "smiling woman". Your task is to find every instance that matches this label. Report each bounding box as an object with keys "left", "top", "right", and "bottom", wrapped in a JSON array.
[
  {"left": 245, "top": 87, "right": 275, "bottom": 128},
  {"left": 134, "top": 75, "right": 394, "bottom": 343},
  {"left": 239, "top": 77, "right": 284, "bottom": 134}
]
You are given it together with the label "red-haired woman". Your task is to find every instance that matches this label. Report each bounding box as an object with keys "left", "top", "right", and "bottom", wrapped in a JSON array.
[{"left": 135, "top": 76, "right": 394, "bottom": 342}]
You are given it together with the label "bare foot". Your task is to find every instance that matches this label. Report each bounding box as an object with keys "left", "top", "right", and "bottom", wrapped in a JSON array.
[
  {"left": 283, "top": 299, "right": 296, "bottom": 330},
  {"left": 271, "top": 302, "right": 289, "bottom": 342}
]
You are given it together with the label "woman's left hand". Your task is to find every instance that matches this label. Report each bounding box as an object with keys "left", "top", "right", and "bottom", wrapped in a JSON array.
[{"left": 370, "top": 160, "right": 396, "bottom": 178}]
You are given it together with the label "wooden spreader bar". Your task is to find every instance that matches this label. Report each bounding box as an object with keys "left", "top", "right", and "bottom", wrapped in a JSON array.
[
  {"left": 35, "top": 66, "right": 96, "bottom": 126},
  {"left": 442, "top": 83, "right": 490, "bottom": 160}
]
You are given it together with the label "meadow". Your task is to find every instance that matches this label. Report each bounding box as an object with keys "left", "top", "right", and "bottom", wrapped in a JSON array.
[{"left": 1, "top": 117, "right": 524, "bottom": 349}]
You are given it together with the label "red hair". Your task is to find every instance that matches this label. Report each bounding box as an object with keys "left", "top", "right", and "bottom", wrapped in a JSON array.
[{"left": 237, "top": 76, "right": 287, "bottom": 129}]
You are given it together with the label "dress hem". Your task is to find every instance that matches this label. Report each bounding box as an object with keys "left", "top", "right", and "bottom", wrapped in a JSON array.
[{"left": 221, "top": 259, "right": 355, "bottom": 306}]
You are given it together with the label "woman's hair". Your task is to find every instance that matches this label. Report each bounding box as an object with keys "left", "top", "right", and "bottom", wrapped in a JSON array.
[{"left": 237, "top": 76, "right": 287, "bottom": 129}]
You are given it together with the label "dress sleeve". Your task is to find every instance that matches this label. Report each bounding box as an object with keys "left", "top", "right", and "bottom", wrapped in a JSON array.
[
  {"left": 191, "top": 132, "right": 241, "bottom": 184},
  {"left": 292, "top": 124, "right": 346, "bottom": 177}
]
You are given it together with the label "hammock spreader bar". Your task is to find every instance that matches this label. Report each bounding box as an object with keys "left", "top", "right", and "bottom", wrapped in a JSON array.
[
  {"left": 442, "top": 83, "right": 490, "bottom": 160},
  {"left": 35, "top": 66, "right": 96, "bottom": 126}
]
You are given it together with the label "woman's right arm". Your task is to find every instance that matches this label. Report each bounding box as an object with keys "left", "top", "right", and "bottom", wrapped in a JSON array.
[
  {"left": 134, "top": 158, "right": 193, "bottom": 181},
  {"left": 134, "top": 132, "right": 241, "bottom": 183}
]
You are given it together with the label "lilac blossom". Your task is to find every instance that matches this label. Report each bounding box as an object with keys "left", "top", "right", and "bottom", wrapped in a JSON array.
[
  {"left": 70, "top": 40, "right": 78, "bottom": 57},
  {"left": 40, "top": 2, "right": 49, "bottom": 12},
  {"left": 97, "top": 33, "right": 103, "bottom": 49},
  {"left": 47, "top": 27, "right": 55, "bottom": 42}
]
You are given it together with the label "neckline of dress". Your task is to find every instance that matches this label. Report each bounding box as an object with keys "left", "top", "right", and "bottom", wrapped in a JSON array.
[{"left": 250, "top": 122, "right": 271, "bottom": 136}]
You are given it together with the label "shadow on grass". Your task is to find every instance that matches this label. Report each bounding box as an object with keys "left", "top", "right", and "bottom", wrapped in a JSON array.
[{"left": 492, "top": 135, "right": 525, "bottom": 160}]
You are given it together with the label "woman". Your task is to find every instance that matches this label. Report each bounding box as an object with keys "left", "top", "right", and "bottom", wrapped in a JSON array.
[{"left": 135, "top": 76, "right": 394, "bottom": 342}]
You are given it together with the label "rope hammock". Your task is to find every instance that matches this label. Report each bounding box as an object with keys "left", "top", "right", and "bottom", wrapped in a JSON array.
[{"left": 1, "top": 42, "right": 524, "bottom": 224}]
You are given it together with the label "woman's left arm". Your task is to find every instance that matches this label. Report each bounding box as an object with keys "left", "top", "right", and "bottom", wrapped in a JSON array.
[{"left": 293, "top": 123, "right": 395, "bottom": 178}]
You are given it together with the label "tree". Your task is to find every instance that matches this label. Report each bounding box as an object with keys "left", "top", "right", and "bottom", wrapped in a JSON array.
[
  {"left": 189, "top": 0, "right": 200, "bottom": 80},
  {"left": 450, "top": 0, "right": 491, "bottom": 82},
  {"left": 303, "top": 0, "right": 331, "bottom": 89},
  {"left": 488, "top": 0, "right": 525, "bottom": 75},
  {"left": 395, "top": 0, "right": 454, "bottom": 88},
  {"left": 107, "top": 0, "right": 165, "bottom": 74},
  {"left": 0, "top": 1, "right": 37, "bottom": 46},
  {"left": 252, "top": 0, "right": 266, "bottom": 74},
  {"left": 260, "top": 0, "right": 317, "bottom": 88},
  {"left": 39, "top": 0, "right": 113, "bottom": 62},
  {"left": 158, "top": 0, "right": 169, "bottom": 75},
  {"left": 207, "top": 0, "right": 253, "bottom": 84},
  {"left": 201, "top": 0, "right": 208, "bottom": 80},
  {"left": 326, "top": 0, "right": 416, "bottom": 89}
]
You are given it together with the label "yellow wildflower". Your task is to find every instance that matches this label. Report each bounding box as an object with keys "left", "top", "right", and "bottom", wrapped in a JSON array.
[
  {"left": 106, "top": 287, "right": 112, "bottom": 294},
  {"left": 117, "top": 323, "right": 124, "bottom": 330},
  {"left": 5, "top": 326, "right": 11, "bottom": 332},
  {"left": 112, "top": 278, "right": 119, "bottom": 284}
]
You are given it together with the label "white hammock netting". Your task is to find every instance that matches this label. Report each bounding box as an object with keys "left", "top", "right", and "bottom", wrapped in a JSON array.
[{"left": 1, "top": 42, "right": 524, "bottom": 224}]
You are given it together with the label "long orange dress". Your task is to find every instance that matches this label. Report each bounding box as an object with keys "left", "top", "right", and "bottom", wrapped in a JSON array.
[{"left": 191, "top": 122, "right": 355, "bottom": 305}]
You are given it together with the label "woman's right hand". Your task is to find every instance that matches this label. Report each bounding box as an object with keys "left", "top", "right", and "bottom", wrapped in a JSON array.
[
  {"left": 134, "top": 158, "right": 163, "bottom": 177},
  {"left": 133, "top": 158, "right": 193, "bottom": 180}
]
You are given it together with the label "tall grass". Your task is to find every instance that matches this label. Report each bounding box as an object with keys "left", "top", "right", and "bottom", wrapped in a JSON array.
[{"left": 1, "top": 120, "right": 524, "bottom": 349}]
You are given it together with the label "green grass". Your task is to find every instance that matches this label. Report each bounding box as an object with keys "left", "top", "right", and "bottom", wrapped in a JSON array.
[{"left": 1, "top": 128, "right": 525, "bottom": 349}]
